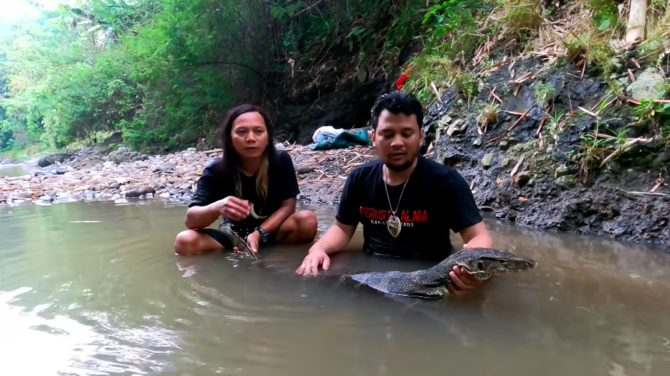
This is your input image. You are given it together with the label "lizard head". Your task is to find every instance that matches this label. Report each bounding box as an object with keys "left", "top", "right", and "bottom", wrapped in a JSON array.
[{"left": 450, "top": 247, "right": 536, "bottom": 281}]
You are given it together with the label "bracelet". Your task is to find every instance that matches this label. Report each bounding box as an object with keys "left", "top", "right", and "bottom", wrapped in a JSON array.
[{"left": 255, "top": 226, "right": 270, "bottom": 243}]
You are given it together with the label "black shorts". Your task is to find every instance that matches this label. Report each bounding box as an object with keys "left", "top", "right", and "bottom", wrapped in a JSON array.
[{"left": 198, "top": 219, "right": 278, "bottom": 249}]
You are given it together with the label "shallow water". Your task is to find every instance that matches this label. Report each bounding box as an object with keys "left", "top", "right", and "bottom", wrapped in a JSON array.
[
  {"left": 1, "top": 200, "right": 670, "bottom": 376},
  {"left": 0, "top": 164, "right": 28, "bottom": 177}
]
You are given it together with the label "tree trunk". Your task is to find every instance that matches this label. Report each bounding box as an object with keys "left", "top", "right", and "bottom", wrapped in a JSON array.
[{"left": 625, "top": 0, "right": 648, "bottom": 45}]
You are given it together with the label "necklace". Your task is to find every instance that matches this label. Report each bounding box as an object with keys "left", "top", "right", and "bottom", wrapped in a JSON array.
[{"left": 383, "top": 165, "right": 410, "bottom": 238}]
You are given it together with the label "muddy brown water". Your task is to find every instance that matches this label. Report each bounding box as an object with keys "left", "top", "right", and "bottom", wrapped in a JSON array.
[
  {"left": 0, "top": 165, "right": 28, "bottom": 178},
  {"left": 1, "top": 201, "right": 670, "bottom": 376}
]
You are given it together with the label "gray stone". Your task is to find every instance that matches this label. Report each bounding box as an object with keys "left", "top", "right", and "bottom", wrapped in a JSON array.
[
  {"left": 499, "top": 141, "right": 509, "bottom": 150},
  {"left": 555, "top": 175, "right": 576, "bottom": 188},
  {"left": 447, "top": 119, "right": 466, "bottom": 136},
  {"left": 56, "top": 166, "right": 74, "bottom": 175},
  {"left": 554, "top": 164, "right": 570, "bottom": 178},
  {"left": 501, "top": 158, "right": 513, "bottom": 168},
  {"left": 473, "top": 137, "right": 483, "bottom": 147},
  {"left": 481, "top": 153, "right": 494, "bottom": 168},
  {"left": 125, "top": 186, "right": 156, "bottom": 198},
  {"left": 516, "top": 171, "right": 532, "bottom": 188},
  {"left": 37, "top": 153, "right": 71, "bottom": 168},
  {"left": 296, "top": 166, "right": 314, "bottom": 174},
  {"left": 627, "top": 67, "right": 667, "bottom": 100}
]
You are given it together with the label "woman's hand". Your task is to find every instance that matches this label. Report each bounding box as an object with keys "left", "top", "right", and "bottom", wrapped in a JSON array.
[
  {"left": 212, "top": 196, "right": 250, "bottom": 221},
  {"left": 244, "top": 231, "right": 260, "bottom": 254},
  {"left": 447, "top": 243, "right": 485, "bottom": 297}
]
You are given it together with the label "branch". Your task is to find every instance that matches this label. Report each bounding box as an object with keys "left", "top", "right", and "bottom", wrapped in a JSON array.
[
  {"left": 625, "top": 0, "right": 648, "bottom": 45},
  {"left": 185, "top": 61, "right": 265, "bottom": 78}
]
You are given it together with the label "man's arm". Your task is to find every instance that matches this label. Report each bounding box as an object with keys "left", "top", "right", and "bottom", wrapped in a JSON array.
[
  {"left": 458, "top": 221, "right": 493, "bottom": 248},
  {"left": 310, "top": 219, "right": 357, "bottom": 255},
  {"left": 296, "top": 168, "right": 362, "bottom": 275}
]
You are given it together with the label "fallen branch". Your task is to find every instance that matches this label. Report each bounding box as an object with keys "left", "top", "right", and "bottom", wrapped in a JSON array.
[
  {"left": 599, "top": 137, "right": 653, "bottom": 168},
  {"left": 510, "top": 155, "right": 525, "bottom": 183},
  {"left": 508, "top": 106, "right": 533, "bottom": 131},
  {"left": 616, "top": 187, "right": 669, "bottom": 197},
  {"left": 578, "top": 106, "right": 600, "bottom": 119}
]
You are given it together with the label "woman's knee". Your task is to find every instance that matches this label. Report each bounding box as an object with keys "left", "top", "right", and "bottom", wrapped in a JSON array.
[
  {"left": 174, "top": 230, "right": 200, "bottom": 255},
  {"left": 294, "top": 210, "right": 318, "bottom": 238}
]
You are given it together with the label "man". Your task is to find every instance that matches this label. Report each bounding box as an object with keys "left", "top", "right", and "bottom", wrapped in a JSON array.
[{"left": 295, "top": 92, "right": 493, "bottom": 296}]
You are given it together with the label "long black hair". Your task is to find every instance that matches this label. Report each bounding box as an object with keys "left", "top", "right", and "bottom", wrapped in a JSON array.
[{"left": 220, "top": 104, "right": 277, "bottom": 204}]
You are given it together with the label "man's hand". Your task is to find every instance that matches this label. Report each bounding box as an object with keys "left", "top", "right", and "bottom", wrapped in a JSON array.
[
  {"left": 295, "top": 249, "right": 330, "bottom": 276},
  {"left": 447, "top": 243, "right": 485, "bottom": 297}
]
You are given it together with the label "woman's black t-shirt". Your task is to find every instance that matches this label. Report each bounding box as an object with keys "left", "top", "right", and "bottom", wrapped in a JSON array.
[{"left": 188, "top": 150, "right": 300, "bottom": 233}]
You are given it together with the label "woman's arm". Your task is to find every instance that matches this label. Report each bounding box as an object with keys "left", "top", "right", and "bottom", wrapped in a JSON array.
[{"left": 255, "top": 197, "right": 297, "bottom": 234}]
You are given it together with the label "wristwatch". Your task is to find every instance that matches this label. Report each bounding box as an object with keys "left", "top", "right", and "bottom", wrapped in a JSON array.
[{"left": 254, "top": 226, "right": 270, "bottom": 243}]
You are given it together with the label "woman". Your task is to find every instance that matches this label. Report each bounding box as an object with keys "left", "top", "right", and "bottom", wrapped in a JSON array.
[{"left": 174, "top": 104, "right": 318, "bottom": 256}]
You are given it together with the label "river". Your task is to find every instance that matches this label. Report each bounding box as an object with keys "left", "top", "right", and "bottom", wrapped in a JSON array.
[
  {"left": 0, "top": 164, "right": 29, "bottom": 178},
  {"left": 1, "top": 200, "right": 669, "bottom": 375}
]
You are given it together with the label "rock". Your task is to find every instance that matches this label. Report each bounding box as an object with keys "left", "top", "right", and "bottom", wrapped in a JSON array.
[
  {"left": 554, "top": 175, "right": 576, "bottom": 188},
  {"left": 125, "top": 186, "right": 156, "bottom": 198},
  {"left": 38, "top": 153, "right": 71, "bottom": 168},
  {"left": 446, "top": 119, "right": 466, "bottom": 136},
  {"left": 501, "top": 158, "right": 513, "bottom": 168},
  {"left": 499, "top": 141, "right": 509, "bottom": 150},
  {"left": 473, "top": 137, "right": 483, "bottom": 147},
  {"left": 154, "top": 162, "right": 177, "bottom": 173},
  {"left": 11, "top": 192, "right": 33, "bottom": 199},
  {"left": 516, "top": 171, "right": 532, "bottom": 188},
  {"left": 481, "top": 154, "right": 494, "bottom": 168},
  {"left": 275, "top": 143, "right": 286, "bottom": 150},
  {"left": 296, "top": 166, "right": 314, "bottom": 174},
  {"left": 0, "top": 194, "right": 6, "bottom": 202},
  {"left": 554, "top": 164, "right": 570, "bottom": 178},
  {"left": 56, "top": 166, "right": 74, "bottom": 175},
  {"left": 627, "top": 67, "right": 667, "bottom": 100},
  {"left": 610, "top": 204, "right": 621, "bottom": 216}
]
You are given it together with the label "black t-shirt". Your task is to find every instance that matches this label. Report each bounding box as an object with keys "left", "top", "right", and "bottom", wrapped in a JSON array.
[
  {"left": 188, "top": 150, "right": 300, "bottom": 233},
  {"left": 336, "top": 156, "right": 483, "bottom": 260}
]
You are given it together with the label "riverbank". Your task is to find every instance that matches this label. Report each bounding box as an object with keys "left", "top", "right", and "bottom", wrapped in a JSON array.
[{"left": 0, "top": 143, "right": 378, "bottom": 207}]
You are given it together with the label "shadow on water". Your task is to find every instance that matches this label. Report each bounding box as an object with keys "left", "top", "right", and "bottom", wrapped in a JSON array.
[{"left": 1, "top": 200, "right": 670, "bottom": 375}]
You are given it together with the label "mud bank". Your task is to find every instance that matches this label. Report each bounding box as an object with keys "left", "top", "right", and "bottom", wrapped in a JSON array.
[{"left": 421, "top": 55, "right": 670, "bottom": 250}]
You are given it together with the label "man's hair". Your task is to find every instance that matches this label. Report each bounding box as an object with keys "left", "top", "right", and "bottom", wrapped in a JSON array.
[{"left": 369, "top": 92, "right": 424, "bottom": 130}]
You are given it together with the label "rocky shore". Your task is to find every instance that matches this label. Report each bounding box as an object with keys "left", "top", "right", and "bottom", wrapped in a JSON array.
[
  {"left": 0, "top": 142, "right": 378, "bottom": 207},
  {"left": 420, "top": 56, "right": 670, "bottom": 251}
]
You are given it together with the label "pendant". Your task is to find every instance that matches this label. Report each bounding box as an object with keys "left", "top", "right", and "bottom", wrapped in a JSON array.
[
  {"left": 386, "top": 214, "right": 402, "bottom": 238},
  {"left": 250, "top": 203, "right": 268, "bottom": 220}
]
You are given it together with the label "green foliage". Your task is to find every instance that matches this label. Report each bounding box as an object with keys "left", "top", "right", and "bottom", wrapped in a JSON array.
[
  {"left": 0, "top": 0, "right": 430, "bottom": 152},
  {"left": 1, "top": 0, "right": 271, "bottom": 152}
]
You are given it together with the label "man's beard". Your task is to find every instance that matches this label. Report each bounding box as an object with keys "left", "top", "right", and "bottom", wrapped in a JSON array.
[{"left": 385, "top": 153, "right": 417, "bottom": 172}]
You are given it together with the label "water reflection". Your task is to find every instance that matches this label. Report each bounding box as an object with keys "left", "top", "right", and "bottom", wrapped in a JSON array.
[{"left": 0, "top": 201, "right": 669, "bottom": 375}]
